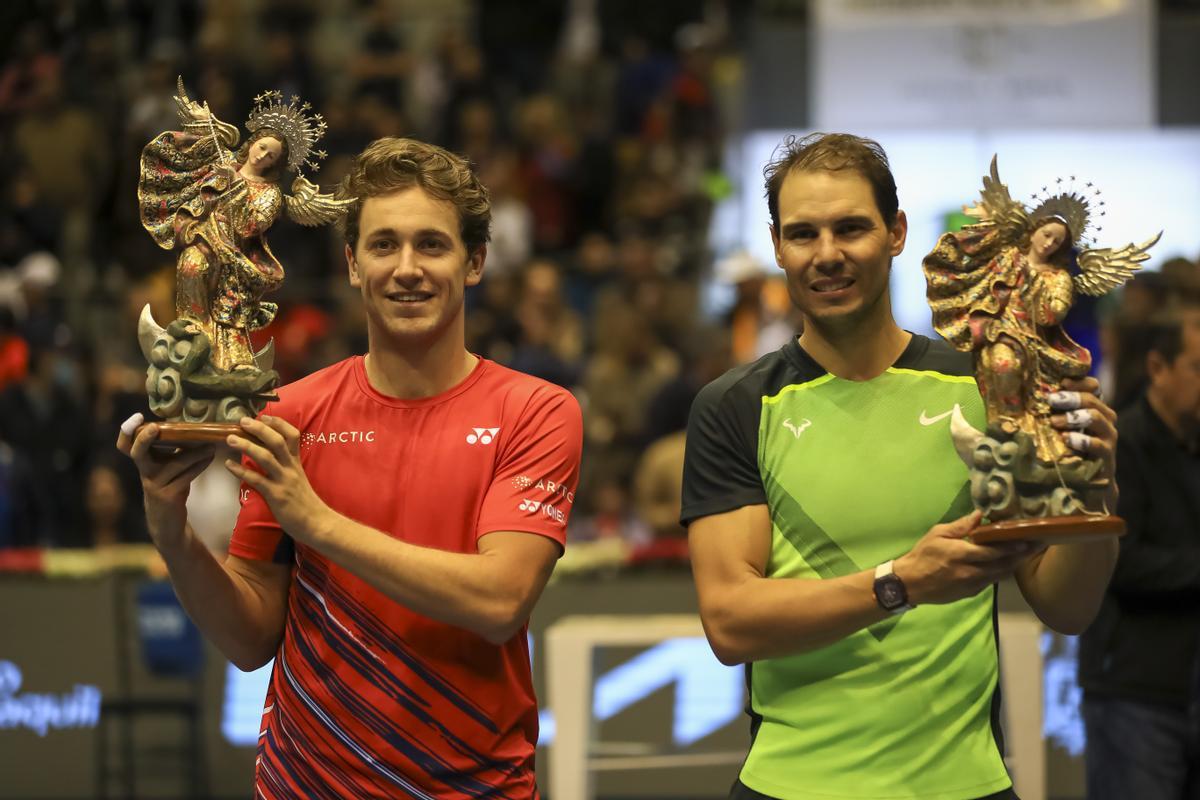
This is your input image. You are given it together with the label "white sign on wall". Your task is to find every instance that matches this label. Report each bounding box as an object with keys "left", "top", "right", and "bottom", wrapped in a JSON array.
[
  {"left": 0, "top": 660, "right": 100, "bottom": 737},
  {"left": 812, "top": 0, "right": 1155, "bottom": 128}
]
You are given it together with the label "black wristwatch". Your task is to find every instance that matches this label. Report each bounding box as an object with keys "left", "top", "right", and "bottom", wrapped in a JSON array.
[{"left": 873, "top": 560, "right": 914, "bottom": 614}]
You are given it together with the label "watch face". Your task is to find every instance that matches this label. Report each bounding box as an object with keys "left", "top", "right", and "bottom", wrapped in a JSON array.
[{"left": 876, "top": 575, "right": 908, "bottom": 610}]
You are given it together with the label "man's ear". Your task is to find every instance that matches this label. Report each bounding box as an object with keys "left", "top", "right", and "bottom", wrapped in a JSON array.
[
  {"left": 465, "top": 245, "right": 486, "bottom": 287},
  {"left": 346, "top": 244, "right": 360, "bottom": 287},
  {"left": 769, "top": 223, "right": 782, "bottom": 269},
  {"left": 889, "top": 209, "right": 908, "bottom": 257},
  {"left": 1146, "top": 349, "right": 1168, "bottom": 384}
]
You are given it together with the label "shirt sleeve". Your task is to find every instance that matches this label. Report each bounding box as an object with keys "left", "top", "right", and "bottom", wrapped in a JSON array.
[
  {"left": 475, "top": 385, "right": 583, "bottom": 550},
  {"left": 227, "top": 403, "right": 296, "bottom": 565},
  {"left": 1110, "top": 420, "right": 1200, "bottom": 597},
  {"left": 680, "top": 376, "right": 765, "bottom": 526}
]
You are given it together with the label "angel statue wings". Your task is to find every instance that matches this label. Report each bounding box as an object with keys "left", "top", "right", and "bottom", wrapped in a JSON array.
[
  {"left": 923, "top": 157, "right": 1160, "bottom": 525},
  {"left": 136, "top": 78, "right": 350, "bottom": 426}
]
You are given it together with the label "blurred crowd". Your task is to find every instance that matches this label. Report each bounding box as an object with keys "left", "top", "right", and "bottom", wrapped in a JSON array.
[
  {"left": 1097, "top": 258, "right": 1200, "bottom": 410},
  {"left": 2, "top": 0, "right": 1197, "bottom": 570},
  {"left": 0, "top": 0, "right": 766, "bottom": 560}
]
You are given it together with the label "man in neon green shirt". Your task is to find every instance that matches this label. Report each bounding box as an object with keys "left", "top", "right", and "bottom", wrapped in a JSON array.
[{"left": 682, "top": 133, "right": 1119, "bottom": 800}]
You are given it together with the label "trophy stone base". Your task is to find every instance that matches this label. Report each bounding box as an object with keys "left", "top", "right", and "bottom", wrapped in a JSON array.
[
  {"left": 972, "top": 514, "right": 1125, "bottom": 545},
  {"left": 140, "top": 422, "right": 239, "bottom": 447}
]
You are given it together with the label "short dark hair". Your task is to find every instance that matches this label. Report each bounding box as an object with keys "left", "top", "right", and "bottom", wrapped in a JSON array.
[
  {"left": 336, "top": 137, "right": 491, "bottom": 255},
  {"left": 763, "top": 133, "right": 899, "bottom": 231},
  {"left": 1146, "top": 312, "right": 1190, "bottom": 364}
]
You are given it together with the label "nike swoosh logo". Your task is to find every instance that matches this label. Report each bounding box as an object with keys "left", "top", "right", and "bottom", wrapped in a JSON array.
[{"left": 919, "top": 404, "right": 960, "bottom": 426}]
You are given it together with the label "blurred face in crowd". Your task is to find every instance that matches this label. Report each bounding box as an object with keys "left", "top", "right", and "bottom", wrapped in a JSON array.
[
  {"left": 346, "top": 186, "right": 484, "bottom": 351},
  {"left": 1149, "top": 317, "right": 1200, "bottom": 436},
  {"left": 522, "top": 261, "right": 563, "bottom": 310},
  {"left": 86, "top": 465, "right": 126, "bottom": 545},
  {"left": 770, "top": 169, "right": 907, "bottom": 334},
  {"left": 1122, "top": 281, "right": 1164, "bottom": 322}
]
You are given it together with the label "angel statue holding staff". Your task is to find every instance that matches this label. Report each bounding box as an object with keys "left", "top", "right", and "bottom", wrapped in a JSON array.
[
  {"left": 136, "top": 78, "right": 349, "bottom": 428},
  {"left": 924, "top": 157, "right": 1159, "bottom": 530}
]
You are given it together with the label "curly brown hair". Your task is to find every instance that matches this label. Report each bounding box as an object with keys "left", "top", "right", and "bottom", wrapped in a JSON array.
[
  {"left": 336, "top": 137, "right": 491, "bottom": 255},
  {"left": 763, "top": 132, "right": 899, "bottom": 231},
  {"left": 235, "top": 128, "right": 289, "bottom": 183}
]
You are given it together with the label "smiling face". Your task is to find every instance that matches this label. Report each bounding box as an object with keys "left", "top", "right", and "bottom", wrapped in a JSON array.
[
  {"left": 770, "top": 168, "right": 907, "bottom": 333},
  {"left": 1030, "top": 220, "right": 1070, "bottom": 265},
  {"left": 346, "top": 186, "right": 484, "bottom": 351}
]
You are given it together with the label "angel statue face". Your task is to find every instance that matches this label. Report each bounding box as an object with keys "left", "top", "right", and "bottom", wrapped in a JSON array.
[
  {"left": 248, "top": 137, "right": 283, "bottom": 175},
  {"left": 1028, "top": 218, "right": 1071, "bottom": 267},
  {"left": 238, "top": 130, "right": 288, "bottom": 181}
]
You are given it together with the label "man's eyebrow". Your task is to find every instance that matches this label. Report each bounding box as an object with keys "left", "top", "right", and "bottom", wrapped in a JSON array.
[
  {"left": 781, "top": 215, "right": 875, "bottom": 234},
  {"left": 361, "top": 226, "right": 399, "bottom": 240},
  {"left": 413, "top": 227, "right": 453, "bottom": 239},
  {"left": 362, "top": 226, "right": 453, "bottom": 240}
]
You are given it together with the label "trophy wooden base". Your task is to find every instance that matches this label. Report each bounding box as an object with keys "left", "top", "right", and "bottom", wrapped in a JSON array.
[
  {"left": 972, "top": 514, "right": 1125, "bottom": 545},
  {"left": 139, "top": 422, "right": 239, "bottom": 447}
]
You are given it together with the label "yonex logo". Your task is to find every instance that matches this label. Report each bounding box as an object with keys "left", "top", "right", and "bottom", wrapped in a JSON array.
[
  {"left": 782, "top": 418, "right": 812, "bottom": 439},
  {"left": 519, "top": 498, "right": 566, "bottom": 523},
  {"left": 466, "top": 427, "right": 499, "bottom": 445},
  {"left": 918, "top": 405, "right": 960, "bottom": 426}
]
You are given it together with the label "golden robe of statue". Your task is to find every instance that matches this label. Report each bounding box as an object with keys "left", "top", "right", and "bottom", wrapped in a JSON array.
[
  {"left": 925, "top": 220, "right": 1091, "bottom": 466},
  {"left": 139, "top": 130, "right": 285, "bottom": 373},
  {"left": 133, "top": 79, "right": 348, "bottom": 423},
  {"left": 924, "top": 156, "right": 1159, "bottom": 474}
]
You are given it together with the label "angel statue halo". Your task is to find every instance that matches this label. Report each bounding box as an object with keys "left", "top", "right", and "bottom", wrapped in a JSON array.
[
  {"left": 969, "top": 156, "right": 1161, "bottom": 299},
  {"left": 922, "top": 155, "right": 1160, "bottom": 541},
  {"left": 1029, "top": 193, "right": 1092, "bottom": 248},
  {"left": 134, "top": 77, "right": 352, "bottom": 436},
  {"left": 246, "top": 88, "right": 330, "bottom": 174}
]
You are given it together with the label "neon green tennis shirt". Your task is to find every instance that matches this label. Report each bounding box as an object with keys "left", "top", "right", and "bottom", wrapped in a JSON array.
[{"left": 681, "top": 335, "right": 1012, "bottom": 800}]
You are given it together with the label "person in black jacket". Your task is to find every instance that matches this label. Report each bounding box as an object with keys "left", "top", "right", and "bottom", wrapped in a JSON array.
[{"left": 1079, "top": 309, "right": 1200, "bottom": 799}]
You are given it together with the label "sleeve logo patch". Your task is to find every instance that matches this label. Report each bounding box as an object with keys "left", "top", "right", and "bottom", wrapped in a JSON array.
[{"left": 518, "top": 498, "right": 566, "bottom": 523}]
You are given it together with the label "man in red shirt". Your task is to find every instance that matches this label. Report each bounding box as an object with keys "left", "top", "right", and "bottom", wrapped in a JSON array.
[{"left": 118, "top": 138, "right": 583, "bottom": 799}]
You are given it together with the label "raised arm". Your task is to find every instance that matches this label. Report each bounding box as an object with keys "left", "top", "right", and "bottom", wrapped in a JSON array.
[
  {"left": 690, "top": 504, "right": 887, "bottom": 664},
  {"left": 290, "top": 522, "right": 559, "bottom": 645},
  {"left": 691, "top": 505, "right": 1035, "bottom": 664},
  {"left": 118, "top": 417, "right": 290, "bottom": 671},
  {"left": 683, "top": 374, "right": 1033, "bottom": 663},
  {"left": 224, "top": 402, "right": 578, "bottom": 645}
]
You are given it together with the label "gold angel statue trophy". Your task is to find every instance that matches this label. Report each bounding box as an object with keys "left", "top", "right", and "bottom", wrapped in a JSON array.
[
  {"left": 924, "top": 157, "right": 1159, "bottom": 543},
  {"left": 136, "top": 78, "right": 350, "bottom": 443}
]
